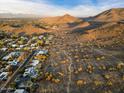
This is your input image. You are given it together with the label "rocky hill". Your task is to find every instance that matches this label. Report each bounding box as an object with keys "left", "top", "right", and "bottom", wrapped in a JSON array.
[
  {"left": 94, "top": 8, "right": 124, "bottom": 22},
  {"left": 39, "top": 14, "right": 82, "bottom": 25}
]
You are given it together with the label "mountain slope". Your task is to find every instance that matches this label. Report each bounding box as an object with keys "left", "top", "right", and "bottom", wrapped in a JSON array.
[
  {"left": 81, "top": 22, "right": 124, "bottom": 45},
  {"left": 39, "top": 14, "right": 82, "bottom": 25},
  {"left": 94, "top": 8, "right": 124, "bottom": 22}
]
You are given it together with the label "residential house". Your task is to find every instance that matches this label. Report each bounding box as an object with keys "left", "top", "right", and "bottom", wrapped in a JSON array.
[
  {"left": 14, "top": 89, "right": 28, "bottom": 93},
  {"left": 30, "top": 60, "right": 39, "bottom": 66},
  {"left": 38, "top": 35, "right": 44, "bottom": 40},
  {"left": 0, "top": 48, "right": 8, "bottom": 51},
  {"left": 23, "top": 67, "right": 38, "bottom": 78},
  {"left": 36, "top": 50, "right": 48, "bottom": 55},
  {"left": 0, "top": 72, "right": 8, "bottom": 80},
  {"left": 2, "top": 52, "right": 20, "bottom": 61},
  {"left": 8, "top": 60, "right": 18, "bottom": 66}
]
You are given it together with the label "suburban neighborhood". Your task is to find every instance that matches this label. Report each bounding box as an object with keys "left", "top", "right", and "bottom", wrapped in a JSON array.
[{"left": 0, "top": 31, "right": 53, "bottom": 93}]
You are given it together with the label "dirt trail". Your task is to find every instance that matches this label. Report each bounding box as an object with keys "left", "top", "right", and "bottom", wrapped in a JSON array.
[{"left": 63, "top": 50, "right": 73, "bottom": 93}]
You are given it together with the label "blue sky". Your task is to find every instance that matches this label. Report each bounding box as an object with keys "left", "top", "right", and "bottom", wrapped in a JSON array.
[
  {"left": 48, "top": 0, "right": 84, "bottom": 7},
  {"left": 32, "top": 0, "right": 99, "bottom": 8},
  {"left": 0, "top": 0, "right": 124, "bottom": 17},
  {"left": 48, "top": 0, "right": 98, "bottom": 7}
]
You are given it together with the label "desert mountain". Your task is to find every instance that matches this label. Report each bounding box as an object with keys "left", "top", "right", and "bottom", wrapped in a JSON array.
[
  {"left": 39, "top": 14, "right": 82, "bottom": 25},
  {"left": 0, "top": 22, "right": 47, "bottom": 34},
  {"left": 81, "top": 22, "right": 124, "bottom": 44},
  {"left": 94, "top": 8, "right": 124, "bottom": 22}
]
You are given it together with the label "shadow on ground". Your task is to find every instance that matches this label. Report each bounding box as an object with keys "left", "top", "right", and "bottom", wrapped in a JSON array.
[{"left": 70, "top": 21, "right": 105, "bottom": 34}]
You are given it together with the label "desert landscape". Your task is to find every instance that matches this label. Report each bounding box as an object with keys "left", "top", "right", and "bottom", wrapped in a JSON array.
[{"left": 0, "top": 0, "right": 124, "bottom": 93}]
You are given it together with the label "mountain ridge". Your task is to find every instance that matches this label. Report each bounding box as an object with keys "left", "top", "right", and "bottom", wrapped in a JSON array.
[
  {"left": 39, "top": 14, "right": 82, "bottom": 25},
  {"left": 94, "top": 8, "right": 124, "bottom": 22}
]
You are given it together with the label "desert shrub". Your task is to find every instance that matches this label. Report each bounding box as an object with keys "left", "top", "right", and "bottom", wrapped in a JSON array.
[
  {"left": 10, "top": 23, "right": 23, "bottom": 28},
  {"left": 33, "top": 23, "right": 47, "bottom": 29},
  {"left": 76, "top": 79, "right": 86, "bottom": 87},
  {"left": 0, "top": 40, "right": 4, "bottom": 48}
]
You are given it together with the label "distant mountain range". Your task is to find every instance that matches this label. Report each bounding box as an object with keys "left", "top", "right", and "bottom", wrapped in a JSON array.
[
  {"left": 0, "top": 8, "right": 124, "bottom": 22},
  {"left": 0, "top": 13, "right": 40, "bottom": 18}
]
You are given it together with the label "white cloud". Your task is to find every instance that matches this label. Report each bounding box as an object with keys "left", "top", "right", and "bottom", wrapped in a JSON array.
[{"left": 0, "top": 0, "right": 124, "bottom": 17}]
